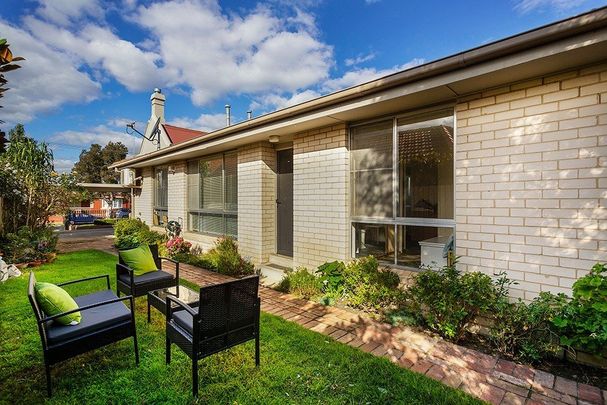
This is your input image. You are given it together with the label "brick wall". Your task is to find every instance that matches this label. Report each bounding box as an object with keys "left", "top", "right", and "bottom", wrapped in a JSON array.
[
  {"left": 167, "top": 160, "right": 187, "bottom": 227},
  {"left": 293, "top": 124, "right": 350, "bottom": 269},
  {"left": 455, "top": 63, "right": 607, "bottom": 300},
  {"left": 237, "top": 142, "right": 276, "bottom": 264},
  {"left": 134, "top": 166, "right": 153, "bottom": 226}
]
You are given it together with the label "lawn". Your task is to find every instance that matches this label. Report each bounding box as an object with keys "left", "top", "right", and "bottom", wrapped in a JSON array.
[{"left": 0, "top": 250, "right": 482, "bottom": 404}]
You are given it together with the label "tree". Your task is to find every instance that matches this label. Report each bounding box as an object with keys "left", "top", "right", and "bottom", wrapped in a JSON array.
[
  {"left": 0, "top": 38, "right": 24, "bottom": 121},
  {"left": 72, "top": 141, "right": 127, "bottom": 183},
  {"left": 0, "top": 124, "right": 83, "bottom": 235}
]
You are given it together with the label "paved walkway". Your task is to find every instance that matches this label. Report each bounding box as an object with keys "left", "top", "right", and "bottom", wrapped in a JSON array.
[{"left": 57, "top": 240, "right": 606, "bottom": 405}]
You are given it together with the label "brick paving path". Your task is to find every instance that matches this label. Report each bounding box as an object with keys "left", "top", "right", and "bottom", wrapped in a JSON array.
[{"left": 58, "top": 241, "right": 606, "bottom": 405}]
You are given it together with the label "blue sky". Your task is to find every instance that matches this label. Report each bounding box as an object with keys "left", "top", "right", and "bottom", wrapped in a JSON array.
[{"left": 1, "top": 0, "right": 606, "bottom": 171}]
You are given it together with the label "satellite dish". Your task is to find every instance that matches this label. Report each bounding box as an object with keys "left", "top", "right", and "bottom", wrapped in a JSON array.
[{"left": 125, "top": 117, "right": 162, "bottom": 148}]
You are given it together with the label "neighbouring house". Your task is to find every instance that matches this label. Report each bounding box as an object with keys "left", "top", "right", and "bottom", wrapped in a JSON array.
[{"left": 111, "top": 8, "right": 607, "bottom": 300}]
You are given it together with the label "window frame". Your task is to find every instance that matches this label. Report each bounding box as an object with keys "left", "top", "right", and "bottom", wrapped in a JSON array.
[
  {"left": 187, "top": 151, "right": 238, "bottom": 238},
  {"left": 349, "top": 106, "right": 457, "bottom": 268}
]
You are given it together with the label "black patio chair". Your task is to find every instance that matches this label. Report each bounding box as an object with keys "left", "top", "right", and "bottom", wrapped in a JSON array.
[
  {"left": 116, "top": 244, "right": 179, "bottom": 298},
  {"left": 27, "top": 271, "right": 138, "bottom": 397},
  {"left": 165, "top": 275, "right": 260, "bottom": 396}
]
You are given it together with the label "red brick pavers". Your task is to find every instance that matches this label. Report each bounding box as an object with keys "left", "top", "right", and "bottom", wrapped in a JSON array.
[{"left": 80, "top": 247, "right": 606, "bottom": 405}]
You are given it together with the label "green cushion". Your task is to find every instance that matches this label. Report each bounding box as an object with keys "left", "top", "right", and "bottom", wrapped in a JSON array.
[
  {"left": 35, "top": 282, "right": 81, "bottom": 325},
  {"left": 119, "top": 244, "right": 157, "bottom": 276}
]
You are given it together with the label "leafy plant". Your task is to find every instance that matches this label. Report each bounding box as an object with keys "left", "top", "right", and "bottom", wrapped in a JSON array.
[
  {"left": 552, "top": 263, "right": 607, "bottom": 355},
  {"left": 341, "top": 256, "right": 404, "bottom": 311},
  {"left": 165, "top": 236, "right": 192, "bottom": 258},
  {"left": 204, "top": 237, "right": 254, "bottom": 276},
  {"left": 404, "top": 264, "right": 499, "bottom": 342},
  {"left": 2, "top": 226, "right": 57, "bottom": 263},
  {"left": 114, "top": 218, "right": 165, "bottom": 249},
  {"left": 277, "top": 267, "right": 322, "bottom": 300},
  {"left": 490, "top": 290, "right": 563, "bottom": 363},
  {"left": 316, "top": 261, "right": 345, "bottom": 293}
]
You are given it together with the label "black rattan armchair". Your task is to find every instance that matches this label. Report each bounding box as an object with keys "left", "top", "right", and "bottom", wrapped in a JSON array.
[
  {"left": 165, "top": 275, "right": 260, "bottom": 396},
  {"left": 116, "top": 244, "right": 179, "bottom": 298},
  {"left": 27, "top": 271, "right": 138, "bottom": 397}
]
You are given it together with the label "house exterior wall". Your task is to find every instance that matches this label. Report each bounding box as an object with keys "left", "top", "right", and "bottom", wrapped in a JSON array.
[
  {"left": 292, "top": 124, "right": 350, "bottom": 269},
  {"left": 455, "top": 63, "right": 607, "bottom": 300},
  {"left": 134, "top": 166, "right": 154, "bottom": 226},
  {"left": 237, "top": 142, "right": 277, "bottom": 264},
  {"left": 167, "top": 160, "right": 187, "bottom": 226}
]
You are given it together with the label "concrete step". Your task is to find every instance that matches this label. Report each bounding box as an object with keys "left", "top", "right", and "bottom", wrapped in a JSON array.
[
  {"left": 259, "top": 263, "right": 290, "bottom": 287},
  {"left": 268, "top": 254, "right": 293, "bottom": 268}
]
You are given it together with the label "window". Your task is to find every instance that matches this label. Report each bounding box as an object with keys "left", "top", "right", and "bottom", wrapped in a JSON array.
[
  {"left": 350, "top": 109, "right": 455, "bottom": 269},
  {"left": 154, "top": 167, "right": 168, "bottom": 226},
  {"left": 187, "top": 152, "right": 237, "bottom": 238}
]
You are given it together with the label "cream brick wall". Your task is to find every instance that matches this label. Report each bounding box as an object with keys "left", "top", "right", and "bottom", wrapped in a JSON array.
[
  {"left": 455, "top": 63, "right": 607, "bottom": 300},
  {"left": 237, "top": 142, "right": 276, "bottom": 264},
  {"left": 133, "top": 166, "right": 153, "bottom": 226},
  {"left": 293, "top": 124, "right": 350, "bottom": 269},
  {"left": 167, "top": 160, "right": 187, "bottom": 227}
]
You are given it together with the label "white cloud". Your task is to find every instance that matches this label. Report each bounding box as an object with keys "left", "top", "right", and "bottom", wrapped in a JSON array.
[
  {"left": 36, "top": 0, "right": 103, "bottom": 26},
  {"left": 0, "top": 20, "right": 101, "bottom": 126},
  {"left": 49, "top": 124, "right": 142, "bottom": 154},
  {"left": 24, "top": 17, "right": 166, "bottom": 92},
  {"left": 345, "top": 52, "right": 376, "bottom": 67},
  {"left": 514, "top": 0, "right": 587, "bottom": 13},
  {"left": 251, "top": 58, "right": 425, "bottom": 113},
  {"left": 365, "top": 0, "right": 381, "bottom": 4},
  {"left": 323, "top": 58, "right": 425, "bottom": 92},
  {"left": 170, "top": 113, "right": 228, "bottom": 132},
  {"left": 134, "top": 0, "right": 333, "bottom": 105},
  {"left": 53, "top": 158, "right": 76, "bottom": 173}
]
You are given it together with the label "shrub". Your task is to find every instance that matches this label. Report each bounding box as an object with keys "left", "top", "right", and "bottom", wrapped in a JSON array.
[
  {"left": 404, "top": 264, "right": 500, "bottom": 342},
  {"left": 204, "top": 237, "right": 254, "bottom": 277},
  {"left": 490, "top": 289, "right": 563, "bottom": 363},
  {"left": 3, "top": 226, "right": 58, "bottom": 263},
  {"left": 341, "top": 256, "right": 404, "bottom": 311},
  {"left": 277, "top": 267, "right": 322, "bottom": 300},
  {"left": 165, "top": 237, "right": 192, "bottom": 258},
  {"left": 552, "top": 263, "right": 607, "bottom": 355},
  {"left": 114, "top": 218, "right": 165, "bottom": 249}
]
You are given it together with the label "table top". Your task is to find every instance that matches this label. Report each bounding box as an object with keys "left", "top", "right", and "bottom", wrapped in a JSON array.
[{"left": 149, "top": 284, "right": 199, "bottom": 305}]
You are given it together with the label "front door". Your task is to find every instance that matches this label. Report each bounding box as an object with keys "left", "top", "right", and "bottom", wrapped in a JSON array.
[{"left": 277, "top": 149, "right": 293, "bottom": 256}]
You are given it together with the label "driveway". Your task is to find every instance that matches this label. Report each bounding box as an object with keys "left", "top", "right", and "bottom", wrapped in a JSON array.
[{"left": 54, "top": 226, "right": 115, "bottom": 254}]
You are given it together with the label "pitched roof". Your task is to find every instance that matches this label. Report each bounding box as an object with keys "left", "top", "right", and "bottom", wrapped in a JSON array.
[{"left": 162, "top": 124, "right": 206, "bottom": 145}]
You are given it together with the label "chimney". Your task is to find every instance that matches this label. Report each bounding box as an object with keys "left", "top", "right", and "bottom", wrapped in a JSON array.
[
  {"left": 225, "top": 104, "right": 231, "bottom": 127},
  {"left": 247, "top": 110, "right": 252, "bottom": 120},
  {"left": 151, "top": 88, "right": 165, "bottom": 122}
]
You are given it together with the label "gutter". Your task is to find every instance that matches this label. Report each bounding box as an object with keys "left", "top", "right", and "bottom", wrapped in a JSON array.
[{"left": 110, "top": 6, "right": 607, "bottom": 169}]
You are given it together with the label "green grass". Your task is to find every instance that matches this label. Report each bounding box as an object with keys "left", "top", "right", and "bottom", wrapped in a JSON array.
[{"left": 0, "top": 250, "right": 482, "bottom": 405}]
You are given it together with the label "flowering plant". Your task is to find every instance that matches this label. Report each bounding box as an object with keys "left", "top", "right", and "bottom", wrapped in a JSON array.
[{"left": 166, "top": 236, "right": 192, "bottom": 257}]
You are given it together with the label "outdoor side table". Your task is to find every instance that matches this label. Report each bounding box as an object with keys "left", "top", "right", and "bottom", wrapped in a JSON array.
[{"left": 147, "top": 285, "right": 200, "bottom": 322}]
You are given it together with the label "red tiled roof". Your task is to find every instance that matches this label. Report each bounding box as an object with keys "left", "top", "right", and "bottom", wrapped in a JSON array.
[{"left": 162, "top": 124, "right": 206, "bottom": 145}]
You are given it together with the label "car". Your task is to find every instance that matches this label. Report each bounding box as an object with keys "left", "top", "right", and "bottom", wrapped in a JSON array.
[{"left": 115, "top": 208, "right": 131, "bottom": 219}]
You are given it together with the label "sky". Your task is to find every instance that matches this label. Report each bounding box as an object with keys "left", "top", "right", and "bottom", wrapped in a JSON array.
[{"left": 1, "top": 0, "right": 606, "bottom": 172}]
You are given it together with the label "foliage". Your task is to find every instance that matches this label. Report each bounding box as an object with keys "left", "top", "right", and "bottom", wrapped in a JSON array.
[
  {"left": 404, "top": 264, "right": 501, "bottom": 342},
  {"left": 72, "top": 142, "right": 128, "bottom": 184},
  {"left": 340, "top": 256, "right": 404, "bottom": 311},
  {"left": 0, "top": 125, "right": 83, "bottom": 236},
  {"left": 490, "top": 289, "right": 563, "bottom": 363},
  {"left": 205, "top": 237, "right": 254, "bottom": 276},
  {"left": 113, "top": 218, "right": 166, "bottom": 250},
  {"left": 279, "top": 256, "right": 404, "bottom": 312},
  {"left": 552, "top": 263, "right": 607, "bottom": 354},
  {"left": 276, "top": 267, "right": 322, "bottom": 299},
  {"left": 0, "top": 38, "right": 24, "bottom": 118},
  {"left": 165, "top": 236, "right": 192, "bottom": 258},
  {"left": 1, "top": 226, "right": 57, "bottom": 263},
  {"left": 316, "top": 261, "right": 345, "bottom": 293},
  {"left": 0, "top": 250, "right": 481, "bottom": 405}
]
